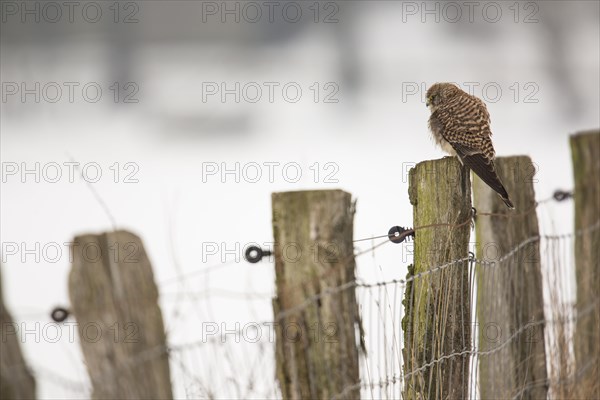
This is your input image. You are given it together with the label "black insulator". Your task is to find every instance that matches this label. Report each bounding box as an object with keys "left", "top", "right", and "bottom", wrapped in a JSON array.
[
  {"left": 388, "top": 226, "right": 414, "bottom": 244},
  {"left": 245, "top": 246, "right": 272, "bottom": 263},
  {"left": 51, "top": 307, "right": 69, "bottom": 322},
  {"left": 553, "top": 190, "right": 573, "bottom": 202}
]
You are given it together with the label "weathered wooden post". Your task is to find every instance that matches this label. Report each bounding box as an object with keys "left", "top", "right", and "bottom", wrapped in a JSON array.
[
  {"left": 68, "top": 230, "right": 172, "bottom": 399},
  {"left": 0, "top": 267, "right": 36, "bottom": 400},
  {"left": 473, "top": 156, "right": 548, "bottom": 399},
  {"left": 272, "top": 190, "right": 360, "bottom": 399},
  {"left": 570, "top": 131, "right": 600, "bottom": 396},
  {"left": 403, "top": 157, "right": 472, "bottom": 399}
]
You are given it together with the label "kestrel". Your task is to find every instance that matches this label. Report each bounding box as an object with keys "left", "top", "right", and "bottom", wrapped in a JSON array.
[{"left": 426, "top": 82, "right": 515, "bottom": 209}]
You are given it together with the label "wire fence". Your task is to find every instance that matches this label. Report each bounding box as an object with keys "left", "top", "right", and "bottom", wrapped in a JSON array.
[{"left": 7, "top": 193, "right": 599, "bottom": 399}]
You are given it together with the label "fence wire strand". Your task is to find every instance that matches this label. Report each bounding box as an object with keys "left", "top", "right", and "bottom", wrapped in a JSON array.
[{"left": 12, "top": 194, "right": 599, "bottom": 399}]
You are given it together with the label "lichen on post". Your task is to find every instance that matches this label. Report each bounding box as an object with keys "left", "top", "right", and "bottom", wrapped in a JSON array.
[{"left": 403, "top": 157, "right": 472, "bottom": 399}]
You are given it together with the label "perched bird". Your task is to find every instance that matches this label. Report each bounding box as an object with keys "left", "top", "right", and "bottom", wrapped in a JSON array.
[{"left": 426, "top": 82, "right": 515, "bottom": 209}]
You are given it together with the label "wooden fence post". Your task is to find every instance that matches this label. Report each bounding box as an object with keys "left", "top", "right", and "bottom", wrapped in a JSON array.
[
  {"left": 473, "top": 155, "right": 548, "bottom": 399},
  {"left": 0, "top": 267, "right": 36, "bottom": 400},
  {"left": 68, "top": 230, "right": 172, "bottom": 399},
  {"left": 570, "top": 131, "right": 600, "bottom": 396},
  {"left": 403, "top": 157, "right": 472, "bottom": 399},
  {"left": 272, "top": 190, "right": 360, "bottom": 399}
]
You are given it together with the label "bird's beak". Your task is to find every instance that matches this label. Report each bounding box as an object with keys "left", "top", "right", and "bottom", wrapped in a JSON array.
[{"left": 425, "top": 99, "right": 430, "bottom": 107}]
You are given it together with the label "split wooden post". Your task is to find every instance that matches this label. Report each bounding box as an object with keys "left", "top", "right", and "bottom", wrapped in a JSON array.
[
  {"left": 473, "top": 156, "right": 548, "bottom": 399},
  {"left": 403, "top": 157, "right": 472, "bottom": 399},
  {"left": 570, "top": 131, "right": 600, "bottom": 396},
  {"left": 68, "top": 230, "right": 172, "bottom": 399},
  {"left": 272, "top": 190, "right": 360, "bottom": 399}
]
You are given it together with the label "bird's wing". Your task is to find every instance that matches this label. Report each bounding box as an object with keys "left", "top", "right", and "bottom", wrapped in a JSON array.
[
  {"left": 442, "top": 96, "right": 494, "bottom": 153},
  {"left": 438, "top": 100, "right": 512, "bottom": 207}
]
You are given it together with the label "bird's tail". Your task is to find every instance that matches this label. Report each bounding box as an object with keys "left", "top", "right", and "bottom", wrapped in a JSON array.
[
  {"left": 490, "top": 174, "right": 515, "bottom": 209},
  {"left": 499, "top": 193, "right": 515, "bottom": 209},
  {"left": 460, "top": 152, "right": 515, "bottom": 210}
]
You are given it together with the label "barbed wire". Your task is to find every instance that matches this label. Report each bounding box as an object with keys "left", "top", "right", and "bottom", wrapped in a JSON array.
[
  {"left": 17, "top": 188, "right": 598, "bottom": 400},
  {"left": 350, "top": 191, "right": 568, "bottom": 246},
  {"left": 27, "top": 219, "right": 598, "bottom": 399},
  {"left": 41, "top": 217, "right": 584, "bottom": 394},
  {"left": 331, "top": 299, "right": 599, "bottom": 400},
  {"left": 273, "top": 219, "right": 599, "bottom": 323},
  {"left": 33, "top": 218, "right": 599, "bottom": 349},
  {"left": 34, "top": 189, "right": 572, "bottom": 322}
]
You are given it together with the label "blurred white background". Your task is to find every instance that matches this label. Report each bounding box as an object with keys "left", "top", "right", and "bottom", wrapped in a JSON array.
[{"left": 1, "top": 1, "right": 599, "bottom": 398}]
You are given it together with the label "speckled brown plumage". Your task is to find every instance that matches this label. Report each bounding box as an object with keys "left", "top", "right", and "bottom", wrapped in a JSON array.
[{"left": 426, "top": 82, "right": 514, "bottom": 209}]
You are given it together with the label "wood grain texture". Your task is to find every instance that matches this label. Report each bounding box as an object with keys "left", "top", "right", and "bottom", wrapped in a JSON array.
[
  {"left": 570, "top": 131, "right": 600, "bottom": 397},
  {"left": 0, "top": 267, "right": 36, "bottom": 400},
  {"left": 474, "top": 156, "right": 548, "bottom": 399},
  {"left": 68, "top": 230, "right": 172, "bottom": 400},
  {"left": 404, "top": 157, "right": 472, "bottom": 400},
  {"left": 272, "top": 190, "right": 359, "bottom": 400}
]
